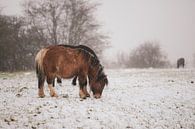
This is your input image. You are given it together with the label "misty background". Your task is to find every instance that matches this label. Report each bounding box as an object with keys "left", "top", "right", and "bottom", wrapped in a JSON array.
[
  {"left": 97, "top": 0, "right": 195, "bottom": 67},
  {"left": 0, "top": 0, "right": 195, "bottom": 71}
]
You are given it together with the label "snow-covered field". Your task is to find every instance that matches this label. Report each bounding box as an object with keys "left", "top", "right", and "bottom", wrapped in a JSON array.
[{"left": 0, "top": 69, "right": 195, "bottom": 129}]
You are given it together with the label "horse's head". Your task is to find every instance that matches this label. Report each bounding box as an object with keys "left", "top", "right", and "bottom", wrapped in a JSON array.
[{"left": 90, "top": 66, "right": 108, "bottom": 99}]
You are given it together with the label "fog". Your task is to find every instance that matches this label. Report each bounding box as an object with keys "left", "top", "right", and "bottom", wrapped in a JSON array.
[
  {"left": 96, "top": 0, "right": 195, "bottom": 66},
  {"left": 1, "top": 0, "right": 195, "bottom": 67}
]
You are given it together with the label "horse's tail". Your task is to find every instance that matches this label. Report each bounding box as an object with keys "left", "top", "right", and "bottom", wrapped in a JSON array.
[{"left": 35, "top": 48, "right": 48, "bottom": 88}]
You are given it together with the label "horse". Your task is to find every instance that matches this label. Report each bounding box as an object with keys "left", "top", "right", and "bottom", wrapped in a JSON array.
[
  {"left": 56, "top": 44, "right": 99, "bottom": 86},
  {"left": 35, "top": 45, "right": 108, "bottom": 99},
  {"left": 177, "top": 58, "right": 185, "bottom": 68}
]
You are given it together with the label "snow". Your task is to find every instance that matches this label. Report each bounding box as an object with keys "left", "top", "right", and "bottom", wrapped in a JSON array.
[{"left": 0, "top": 69, "right": 195, "bottom": 129}]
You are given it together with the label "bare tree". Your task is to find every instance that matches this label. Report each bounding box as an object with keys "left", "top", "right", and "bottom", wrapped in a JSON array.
[
  {"left": 127, "top": 41, "right": 169, "bottom": 68},
  {"left": 23, "top": 0, "right": 109, "bottom": 56},
  {"left": 0, "top": 13, "right": 47, "bottom": 71}
]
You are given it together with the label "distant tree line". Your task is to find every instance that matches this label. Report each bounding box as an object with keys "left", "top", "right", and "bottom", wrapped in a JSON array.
[
  {"left": 0, "top": 0, "right": 109, "bottom": 72},
  {"left": 116, "top": 41, "right": 170, "bottom": 68},
  {"left": 0, "top": 15, "right": 46, "bottom": 71}
]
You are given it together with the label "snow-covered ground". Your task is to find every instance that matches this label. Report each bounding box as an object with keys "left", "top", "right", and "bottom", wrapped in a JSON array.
[{"left": 0, "top": 69, "right": 195, "bottom": 129}]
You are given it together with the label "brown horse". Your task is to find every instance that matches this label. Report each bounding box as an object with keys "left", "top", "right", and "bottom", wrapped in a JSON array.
[{"left": 35, "top": 45, "right": 108, "bottom": 99}]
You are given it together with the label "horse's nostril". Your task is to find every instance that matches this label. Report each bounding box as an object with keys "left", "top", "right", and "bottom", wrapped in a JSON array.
[{"left": 94, "top": 94, "right": 101, "bottom": 99}]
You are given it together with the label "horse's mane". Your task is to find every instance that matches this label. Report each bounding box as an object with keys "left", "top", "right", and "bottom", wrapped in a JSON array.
[
  {"left": 58, "top": 44, "right": 100, "bottom": 66},
  {"left": 77, "top": 45, "right": 98, "bottom": 59}
]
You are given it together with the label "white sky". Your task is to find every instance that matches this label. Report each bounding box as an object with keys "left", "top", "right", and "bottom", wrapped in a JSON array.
[
  {"left": 0, "top": 0, "right": 23, "bottom": 16},
  {"left": 96, "top": 0, "right": 195, "bottom": 65},
  {"left": 1, "top": 0, "right": 195, "bottom": 66}
]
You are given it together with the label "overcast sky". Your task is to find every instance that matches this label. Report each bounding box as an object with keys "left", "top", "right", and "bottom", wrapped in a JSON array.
[{"left": 1, "top": 0, "right": 195, "bottom": 66}]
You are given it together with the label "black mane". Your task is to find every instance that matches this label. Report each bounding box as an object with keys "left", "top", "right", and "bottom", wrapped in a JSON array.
[
  {"left": 77, "top": 45, "right": 98, "bottom": 59},
  {"left": 58, "top": 44, "right": 98, "bottom": 60},
  {"left": 58, "top": 44, "right": 100, "bottom": 66}
]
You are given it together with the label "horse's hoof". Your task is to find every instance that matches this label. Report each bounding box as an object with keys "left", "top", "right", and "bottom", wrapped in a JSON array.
[
  {"left": 79, "top": 94, "right": 87, "bottom": 99},
  {"left": 81, "top": 96, "right": 87, "bottom": 99},
  {"left": 86, "top": 94, "right": 90, "bottom": 97},
  {"left": 38, "top": 92, "right": 45, "bottom": 98},
  {"left": 50, "top": 93, "right": 58, "bottom": 97},
  {"left": 39, "top": 94, "right": 45, "bottom": 98}
]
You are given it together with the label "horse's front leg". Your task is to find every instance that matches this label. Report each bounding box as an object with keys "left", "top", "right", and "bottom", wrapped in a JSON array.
[
  {"left": 47, "top": 76, "right": 58, "bottom": 97},
  {"left": 78, "top": 75, "right": 88, "bottom": 99},
  {"left": 83, "top": 86, "right": 90, "bottom": 97}
]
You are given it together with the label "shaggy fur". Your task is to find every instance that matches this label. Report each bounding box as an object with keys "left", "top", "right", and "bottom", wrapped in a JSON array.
[{"left": 35, "top": 45, "right": 108, "bottom": 99}]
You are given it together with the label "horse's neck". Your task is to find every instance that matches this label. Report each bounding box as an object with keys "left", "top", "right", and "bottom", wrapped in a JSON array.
[{"left": 88, "top": 66, "right": 98, "bottom": 83}]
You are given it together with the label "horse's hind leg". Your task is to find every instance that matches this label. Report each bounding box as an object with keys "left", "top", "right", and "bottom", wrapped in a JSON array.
[
  {"left": 38, "top": 77, "right": 45, "bottom": 98},
  {"left": 47, "top": 76, "right": 58, "bottom": 97},
  {"left": 72, "top": 76, "right": 77, "bottom": 86},
  {"left": 57, "top": 77, "right": 62, "bottom": 86}
]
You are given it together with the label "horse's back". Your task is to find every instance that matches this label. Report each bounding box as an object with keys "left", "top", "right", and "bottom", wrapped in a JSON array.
[
  {"left": 44, "top": 45, "right": 78, "bottom": 62},
  {"left": 177, "top": 58, "right": 185, "bottom": 64},
  {"left": 43, "top": 45, "right": 85, "bottom": 78}
]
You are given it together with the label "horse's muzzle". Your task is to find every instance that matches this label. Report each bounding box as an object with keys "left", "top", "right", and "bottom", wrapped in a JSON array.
[{"left": 94, "top": 94, "right": 101, "bottom": 99}]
